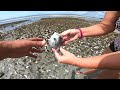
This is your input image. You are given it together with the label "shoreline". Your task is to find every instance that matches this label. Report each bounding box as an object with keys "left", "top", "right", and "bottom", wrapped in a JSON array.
[
  {"left": 0, "top": 17, "right": 117, "bottom": 79},
  {"left": 0, "top": 15, "right": 101, "bottom": 32}
]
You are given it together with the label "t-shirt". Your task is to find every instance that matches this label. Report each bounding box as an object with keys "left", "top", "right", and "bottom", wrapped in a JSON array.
[
  {"left": 114, "top": 18, "right": 120, "bottom": 51},
  {"left": 116, "top": 18, "right": 120, "bottom": 31}
]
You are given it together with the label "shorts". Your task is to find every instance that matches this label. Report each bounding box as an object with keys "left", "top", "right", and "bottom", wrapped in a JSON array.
[
  {"left": 109, "top": 36, "right": 120, "bottom": 52},
  {"left": 109, "top": 41, "right": 120, "bottom": 52},
  {"left": 109, "top": 41, "right": 117, "bottom": 52}
]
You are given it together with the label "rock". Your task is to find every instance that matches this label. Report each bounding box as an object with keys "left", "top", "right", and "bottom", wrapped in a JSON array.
[{"left": 49, "top": 32, "right": 62, "bottom": 49}]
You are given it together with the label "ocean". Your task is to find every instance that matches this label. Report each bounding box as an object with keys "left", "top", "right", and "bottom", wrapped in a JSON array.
[
  {"left": 0, "top": 11, "right": 105, "bottom": 23},
  {"left": 0, "top": 11, "right": 105, "bottom": 32}
]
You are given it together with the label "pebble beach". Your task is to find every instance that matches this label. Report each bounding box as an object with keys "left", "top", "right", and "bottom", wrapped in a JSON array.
[{"left": 0, "top": 17, "right": 118, "bottom": 79}]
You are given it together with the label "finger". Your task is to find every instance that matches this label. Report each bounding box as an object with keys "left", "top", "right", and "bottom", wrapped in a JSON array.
[
  {"left": 41, "top": 39, "right": 46, "bottom": 46},
  {"left": 61, "top": 42, "right": 66, "bottom": 46},
  {"left": 29, "top": 39, "right": 46, "bottom": 47},
  {"left": 62, "top": 41, "right": 70, "bottom": 46},
  {"left": 60, "top": 47, "right": 70, "bottom": 55},
  {"left": 61, "top": 30, "right": 70, "bottom": 35},
  {"left": 65, "top": 36, "right": 77, "bottom": 43},
  {"left": 27, "top": 38, "right": 44, "bottom": 41},
  {"left": 52, "top": 48, "right": 57, "bottom": 52},
  {"left": 61, "top": 35, "right": 68, "bottom": 40},
  {"left": 63, "top": 41, "right": 71, "bottom": 45},
  {"left": 61, "top": 33, "right": 77, "bottom": 45},
  {"left": 62, "top": 37, "right": 72, "bottom": 45},
  {"left": 61, "top": 34, "right": 67, "bottom": 37},
  {"left": 61, "top": 30, "right": 70, "bottom": 36},
  {"left": 27, "top": 53, "right": 37, "bottom": 58},
  {"left": 52, "top": 48, "right": 61, "bottom": 62},
  {"left": 61, "top": 39, "right": 67, "bottom": 46}
]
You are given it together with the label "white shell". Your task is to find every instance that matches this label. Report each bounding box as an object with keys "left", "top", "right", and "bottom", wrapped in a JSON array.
[{"left": 49, "top": 32, "right": 62, "bottom": 49}]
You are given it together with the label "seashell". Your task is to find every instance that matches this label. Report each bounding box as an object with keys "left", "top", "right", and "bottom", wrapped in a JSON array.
[{"left": 48, "top": 32, "right": 62, "bottom": 49}]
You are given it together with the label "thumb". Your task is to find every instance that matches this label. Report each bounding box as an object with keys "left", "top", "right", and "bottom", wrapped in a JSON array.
[
  {"left": 60, "top": 47, "right": 70, "bottom": 55},
  {"left": 52, "top": 48, "right": 61, "bottom": 62},
  {"left": 66, "top": 35, "right": 78, "bottom": 42}
]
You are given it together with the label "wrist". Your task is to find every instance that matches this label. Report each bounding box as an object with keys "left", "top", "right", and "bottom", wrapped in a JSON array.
[
  {"left": 0, "top": 41, "right": 9, "bottom": 60},
  {"left": 0, "top": 53, "right": 8, "bottom": 60},
  {"left": 75, "top": 57, "right": 85, "bottom": 68},
  {"left": 75, "top": 28, "right": 83, "bottom": 39},
  {"left": 0, "top": 52, "right": 7, "bottom": 60}
]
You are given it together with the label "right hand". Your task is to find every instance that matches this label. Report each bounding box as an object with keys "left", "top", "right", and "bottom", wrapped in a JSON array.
[
  {"left": 0, "top": 38, "right": 46, "bottom": 59},
  {"left": 52, "top": 47, "right": 78, "bottom": 65},
  {"left": 61, "top": 29, "right": 81, "bottom": 45}
]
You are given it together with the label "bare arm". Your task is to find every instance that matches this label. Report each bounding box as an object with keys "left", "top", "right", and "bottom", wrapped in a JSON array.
[
  {"left": 52, "top": 47, "right": 120, "bottom": 70},
  {"left": 53, "top": 11, "right": 120, "bottom": 70},
  {"left": 0, "top": 38, "right": 46, "bottom": 60},
  {"left": 76, "top": 11, "right": 120, "bottom": 69},
  {"left": 81, "top": 11, "right": 120, "bottom": 37},
  {"left": 76, "top": 51, "right": 120, "bottom": 70}
]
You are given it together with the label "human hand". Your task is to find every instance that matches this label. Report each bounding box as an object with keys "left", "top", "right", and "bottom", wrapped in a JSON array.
[
  {"left": 52, "top": 47, "right": 78, "bottom": 66},
  {"left": 61, "top": 29, "right": 81, "bottom": 45},
  {"left": 0, "top": 38, "right": 46, "bottom": 59}
]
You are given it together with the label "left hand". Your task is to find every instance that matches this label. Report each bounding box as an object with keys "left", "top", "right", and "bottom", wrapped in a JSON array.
[
  {"left": 0, "top": 38, "right": 46, "bottom": 59},
  {"left": 60, "top": 29, "right": 81, "bottom": 45},
  {"left": 52, "top": 47, "right": 78, "bottom": 66}
]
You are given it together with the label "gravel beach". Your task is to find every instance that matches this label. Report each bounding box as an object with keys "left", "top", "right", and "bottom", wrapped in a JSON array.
[{"left": 0, "top": 17, "right": 118, "bottom": 79}]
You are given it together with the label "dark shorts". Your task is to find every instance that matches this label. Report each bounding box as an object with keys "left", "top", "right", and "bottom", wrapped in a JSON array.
[{"left": 109, "top": 41, "right": 118, "bottom": 52}]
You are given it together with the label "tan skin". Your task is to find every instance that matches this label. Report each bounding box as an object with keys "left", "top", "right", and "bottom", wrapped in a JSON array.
[
  {"left": 52, "top": 11, "right": 120, "bottom": 79},
  {"left": 0, "top": 38, "right": 46, "bottom": 60}
]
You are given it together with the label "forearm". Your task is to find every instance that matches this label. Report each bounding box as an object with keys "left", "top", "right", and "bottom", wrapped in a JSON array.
[
  {"left": 75, "top": 51, "right": 120, "bottom": 70},
  {"left": 80, "top": 23, "right": 115, "bottom": 37},
  {"left": 80, "top": 11, "right": 120, "bottom": 37},
  {"left": 0, "top": 41, "right": 9, "bottom": 60}
]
